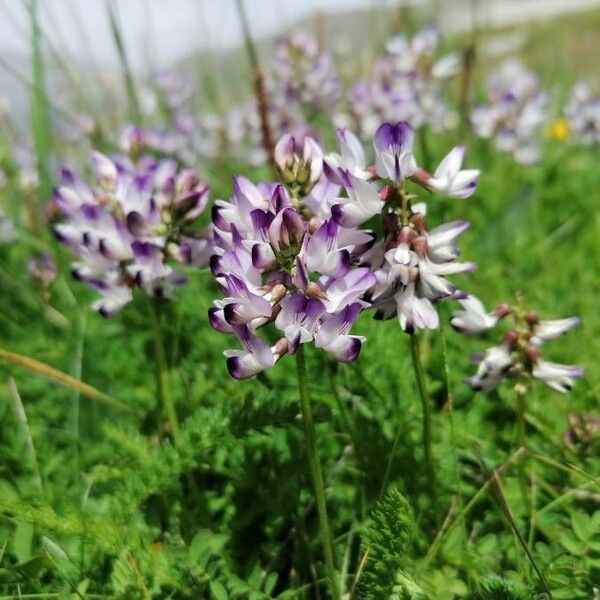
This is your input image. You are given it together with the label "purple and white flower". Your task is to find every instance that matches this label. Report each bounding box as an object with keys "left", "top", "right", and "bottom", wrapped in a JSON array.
[
  {"left": 343, "top": 27, "right": 459, "bottom": 139},
  {"left": 470, "top": 60, "right": 548, "bottom": 164},
  {"left": 373, "top": 121, "right": 417, "bottom": 184},
  {"left": 419, "top": 146, "right": 480, "bottom": 198},
  {"left": 210, "top": 134, "right": 375, "bottom": 378},
  {"left": 451, "top": 295, "right": 500, "bottom": 334},
  {"left": 564, "top": 81, "right": 600, "bottom": 146},
  {"left": 53, "top": 151, "right": 213, "bottom": 315},
  {"left": 325, "top": 120, "right": 479, "bottom": 334},
  {"left": 453, "top": 299, "right": 583, "bottom": 394}
]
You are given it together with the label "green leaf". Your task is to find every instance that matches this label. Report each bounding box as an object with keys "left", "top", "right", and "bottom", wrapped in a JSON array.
[
  {"left": 210, "top": 580, "right": 228, "bottom": 600},
  {"left": 558, "top": 531, "right": 586, "bottom": 556},
  {"left": 571, "top": 511, "right": 592, "bottom": 541},
  {"left": 189, "top": 530, "right": 228, "bottom": 568},
  {"left": 12, "top": 521, "right": 34, "bottom": 563}
]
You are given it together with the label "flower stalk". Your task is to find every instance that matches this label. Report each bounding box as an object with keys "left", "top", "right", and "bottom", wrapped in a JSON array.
[
  {"left": 235, "top": 0, "right": 275, "bottom": 169},
  {"left": 295, "top": 345, "right": 340, "bottom": 600},
  {"left": 515, "top": 382, "right": 531, "bottom": 515},
  {"left": 148, "top": 297, "right": 179, "bottom": 435},
  {"left": 409, "top": 334, "right": 436, "bottom": 502}
]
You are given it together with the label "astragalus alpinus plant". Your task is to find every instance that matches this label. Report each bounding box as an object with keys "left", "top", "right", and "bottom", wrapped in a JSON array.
[
  {"left": 325, "top": 121, "right": 479, "bottom": 500},
  {"left": 452, "top": 294, "right": 583, "bottom": 512},
  {"left": 209, "top": 120, "right": 479, "bottom": 597},
  {"left": 53, "top": 144, "right": 213, "bottom": 433}
]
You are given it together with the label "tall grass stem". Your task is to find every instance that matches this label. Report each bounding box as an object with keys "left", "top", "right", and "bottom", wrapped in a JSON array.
[
  {"left": 106, "top": 0, "right": 141, "bottom": 124},
  {"left": 29, "top": 0, "right": 52, "bottom": 218}
]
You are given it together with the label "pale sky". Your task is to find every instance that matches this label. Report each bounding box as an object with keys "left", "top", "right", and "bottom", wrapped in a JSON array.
[{"left": 0, "top": 0, "right": 384, "bottom": 71}]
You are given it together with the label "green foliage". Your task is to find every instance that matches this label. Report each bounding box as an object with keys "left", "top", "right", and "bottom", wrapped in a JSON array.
[
  {"left": 466, "top": 576, "right": 532, "bottom": 600},
  {"left": 1, "top": 3, "right": 600, "bottom": 599},
  {"left": 359, "top": 485, "right": 425, "bottom": 599}
]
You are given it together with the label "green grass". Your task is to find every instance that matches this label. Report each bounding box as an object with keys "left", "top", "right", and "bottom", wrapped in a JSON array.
[{"left": 0, "top": 5, "right": 599, "bottom": 600}]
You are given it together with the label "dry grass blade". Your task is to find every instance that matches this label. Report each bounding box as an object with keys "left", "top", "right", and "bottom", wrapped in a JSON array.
[{"left": 0, "top": 348, "right": 131, "bottom": 412}]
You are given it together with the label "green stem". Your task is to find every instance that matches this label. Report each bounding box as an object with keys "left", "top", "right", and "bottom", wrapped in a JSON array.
[
  {"left": 295, "top": 346, "right": 340, "bottom": 600},
  {"left": 516, "top": 387, "right": 531, "bottom": 515},
  {"left": 148, "top": 298, "right": 178, "bottom": 435},
  {"left": 409, "top": 335, "right": 436, "bottom": 501}
]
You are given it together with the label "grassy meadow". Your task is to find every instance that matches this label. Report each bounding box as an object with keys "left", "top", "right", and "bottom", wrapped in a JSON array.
[{"left": 0, "top": 2, "right": 599, "bottom": 599}]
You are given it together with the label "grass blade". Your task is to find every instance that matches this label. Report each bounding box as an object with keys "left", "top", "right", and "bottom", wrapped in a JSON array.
[
  {"left": 105, "top": 0, "right": 141, "bottom": 124},
  {"left": 28, "top": 0, "right": 53, "bottom": 213},
  {"left": 0, "top": 347, "right": 131, "bottom": 412}
]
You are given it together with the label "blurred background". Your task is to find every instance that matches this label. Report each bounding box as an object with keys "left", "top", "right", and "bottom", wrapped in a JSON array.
[{"left": 1, "top": 0, "right": 600, "bottom": 126}]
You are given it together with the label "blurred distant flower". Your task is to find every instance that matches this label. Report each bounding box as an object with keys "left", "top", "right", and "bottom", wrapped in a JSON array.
[
  {"left": 344, "top": 26, "right": 459, "bottom": 139},
  {"left": 564, "top": 413, "right": 599, "bottom": 454},
  {"left": 272, "top": 31, "right": 341, "bottom": 114},
  {"left": 470, "top": 60, "right": 548, "bottom": 164},
  {"left": 452, "top": 296, "right": 583, "bottom": 393},
  {"left": 546, "top": 118, "right": 571, "bottom": 142},
  {"left": 222, "top": 32, "right": 341, "bottom": 168},
  {"left": 0, "top": 206, "right": 16, "bottom": 245},
  {"left": 27, "top": 253, "right": 57, "bottom": 288},
  {"left": 564, "top": 81, "right": 600, "bottom": 146},
  {"left": 54, "top": 152, "right": 212, "bottom": 316}
]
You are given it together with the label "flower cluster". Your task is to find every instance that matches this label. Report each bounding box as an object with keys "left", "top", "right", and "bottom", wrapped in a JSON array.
[
  {"left": 220, "top": 32, "right": 340, "bottom": 167},
  {"left": 564, "top": 81, "right": 600, "bottom": 146},
  {"left": 451, "top": 295, "right": 583, "bottom": 393},
  {"left": 210, "top": 120, "right": 481, "bottom": 378},
  {"left": 271, "top": 31, "right": 341, "bottom": 114},
  {"left": 53, "top": 152, "right": 212, "bottom": 315},
  {"left": 326, "top": 121, "right": 479, "bottom": 333},
  {"left": 343, "top": 27, "right": 460, "bottom": 139},
  {"left": 470, "top": 60, "right": 547, "bottom": 164},
  {"left": 209, "top": 133, "right": 375, "bottom": 379}
]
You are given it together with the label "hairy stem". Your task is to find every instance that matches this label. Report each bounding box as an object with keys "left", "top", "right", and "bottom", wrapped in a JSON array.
[
  {"left": 516, "top": 386, "right": 531, "bottom": 515},
  {"left": 409, "top": 335, "right": 436, "bottom": 502},
  {"left": 148, "top": 297, "right": 178, "bottom": 435},
  {"left": 295, "top": 346, "right": 340, "bottom": 600}
]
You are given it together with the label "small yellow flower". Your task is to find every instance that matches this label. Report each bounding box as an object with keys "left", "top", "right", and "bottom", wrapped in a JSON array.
[{"left": 546, "top": 118, "right": 571, "bottom": 141}]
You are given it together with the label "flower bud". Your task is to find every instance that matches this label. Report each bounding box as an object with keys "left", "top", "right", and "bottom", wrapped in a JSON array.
[
  {"left": 412, "top": 236, "right": 428, "bottom": 256},
  {"left": 409, "top": 211, "right": 426, "bottom": 232},
  {"left": 176, "top": 169, "right": 199, "bottom": 194},
  {"left": 120, "top": 125, "right": 145, "bottom": 160},
  {"left": 274, "top": 134, "right": 323, "bottom": 195},
  {"left": 523, "top": 344, "right": 541, "bottom": 363},
  {"left": 494, "top": 303, "right": 512, "bottom": 318},
  {"left": 268, "top": 207, "right": 306, "bottom": 261},
  {"left": 379, "top": 185, "right": 396, "bottom": 204},
  {"left": 503, "top": 330, "right": 519, "bottom": 347},
  {"left": 91, "top": 152, "right": 118, "bottom": 191}
]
